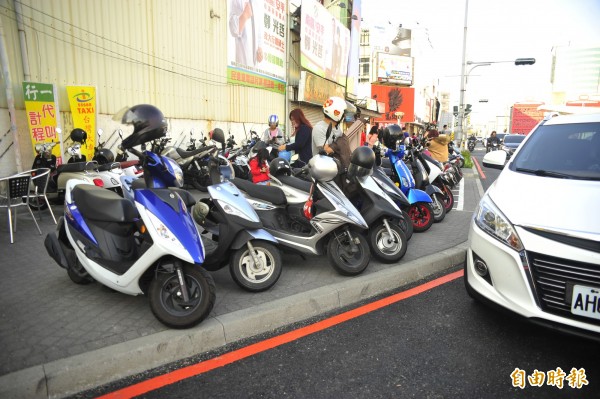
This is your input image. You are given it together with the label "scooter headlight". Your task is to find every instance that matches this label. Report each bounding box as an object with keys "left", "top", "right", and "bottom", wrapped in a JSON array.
[
  {"left": 216, "top": 199, "right": 255, "bottom": 222},
  {"left": 474, "top": 195, "right": 523, "bottom": 252}
]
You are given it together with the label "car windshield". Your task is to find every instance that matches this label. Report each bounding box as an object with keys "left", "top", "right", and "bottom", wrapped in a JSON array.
[
  {"left": 503, "top": 135, "right": 526, "bottom": 144},
  {"left": 510, "top": 122, "right": 600, "bottom": 180}
]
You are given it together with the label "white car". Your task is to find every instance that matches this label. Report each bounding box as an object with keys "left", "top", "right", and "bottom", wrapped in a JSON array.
[{"left": 465, "top": 113, "right": 600, "bottom": 339}]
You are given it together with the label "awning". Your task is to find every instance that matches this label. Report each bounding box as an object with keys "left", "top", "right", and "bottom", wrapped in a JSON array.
[{"left": 356, "top": 106, "right": 382, "bottom": 119}]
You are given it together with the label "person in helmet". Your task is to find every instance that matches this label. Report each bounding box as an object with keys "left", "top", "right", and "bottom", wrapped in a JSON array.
[
  {"left": 262, "top": 114, "right": 284, "bottom": 146},
  {"left": 248, "top": 141, "right": 271, "bottom": 185},
  {"left": 312, "top": 96, "right": 346, "bottom": 158}
]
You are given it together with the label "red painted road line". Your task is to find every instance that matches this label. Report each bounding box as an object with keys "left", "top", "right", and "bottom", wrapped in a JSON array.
[
  {"left": 473, "top": 156, "right": 486, "bottom": 179},
  {"left": 98, "top": 270, "right": 464, "bottom": 399}
]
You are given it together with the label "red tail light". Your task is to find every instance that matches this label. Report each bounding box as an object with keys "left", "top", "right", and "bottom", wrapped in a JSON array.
[
  {"left": 93, "top": 178, "right": 104, "bottom": 187},
  {"left": 303, "top": 199, "right": 314, "bottom": 220}
]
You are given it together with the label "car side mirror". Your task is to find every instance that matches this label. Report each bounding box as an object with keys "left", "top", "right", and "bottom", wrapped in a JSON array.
[{"left": 482, "top": 150, "right": 508, "bottom": 170}]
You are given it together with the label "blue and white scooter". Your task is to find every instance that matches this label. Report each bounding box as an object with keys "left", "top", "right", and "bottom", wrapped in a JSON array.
[{"left": 44, "top": 104, "right": 216, "bottom": 329}]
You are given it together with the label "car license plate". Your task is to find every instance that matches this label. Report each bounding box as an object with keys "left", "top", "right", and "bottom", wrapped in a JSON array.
[{"left": 571, "top": 285, "right": 600, "bottom": 320}]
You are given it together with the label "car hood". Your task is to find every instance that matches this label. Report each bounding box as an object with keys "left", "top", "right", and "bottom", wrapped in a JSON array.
[{"left": 488, "top": 169, "right": 600, "bottom": 239}]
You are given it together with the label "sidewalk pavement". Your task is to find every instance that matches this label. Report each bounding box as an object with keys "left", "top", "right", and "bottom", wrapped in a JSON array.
[{"left": 0, "top": 168, "right": 484, "bottom": 398}]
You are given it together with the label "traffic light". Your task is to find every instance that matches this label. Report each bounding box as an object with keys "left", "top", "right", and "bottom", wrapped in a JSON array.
[
  {"left": 464, "top": 104, "right": 472, "bottom": 115},
  {"left": 515, "top": 58, "right": 536, "bottom": 65},
  {"left": 453, "top": 105, "right": 458, "bottom": 117}
]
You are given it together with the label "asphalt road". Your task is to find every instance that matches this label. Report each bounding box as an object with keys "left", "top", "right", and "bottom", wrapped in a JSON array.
[{"left": 80, "top": 267, "right": 600, "bottom": 399}]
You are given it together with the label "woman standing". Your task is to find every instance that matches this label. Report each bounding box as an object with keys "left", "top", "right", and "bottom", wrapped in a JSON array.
[
  {"left": 366, "top": 125, "right": 379, "bottom": 147},
  {"left": 279, "top": 108, "right": 313, "bottom": 167}
]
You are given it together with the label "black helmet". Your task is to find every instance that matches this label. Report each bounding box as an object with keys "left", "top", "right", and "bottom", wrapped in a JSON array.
[
  {"left": 211, "top": 128, "right": 225, "bottom": 144},
  {"left": 70, "top": 128, "right": 87, "bottom": 144},
  {"left": 347, "top": 146, "right": 375, "bottom": 179},
  {"left": 382, "top": 124, "right": 402, "bottom": 149},
  {"left": 269, "top": 157, "right": 291, "bottom": 176},
  {"left": 249, "top": 140, "right": 268, "bottom": 158},
  {"left": 93, "top": 148, "right": 114, "bottom": 164},
  {"left": 120, "top": 104, "right": 167, "bottom": 148}
]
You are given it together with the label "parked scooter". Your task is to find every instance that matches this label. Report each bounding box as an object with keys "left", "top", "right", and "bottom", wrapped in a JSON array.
[
  {"left": 44, "top": 104, "right": 216, "bottom": 329},
  {"left": 37, "top": 128, "right": 105, "bottom": 205},
  {"left": 191, "top": 157, "right": 282, "bottom": 291},
  {"left": 374, "top": 136, "right": 435, "bottom": 233},
  {"left": 231, "top": 124, "right": 370, "bottom": 275},
  {"left": 268, "top": 149, "right": 408, "bottom": 262},
  {"left": 231, "top": 154, "right": 371, "bottom": 275},
  {"left": 402, "top": 143, "right": 447, "bottom": 223},
  {"left": 92, "top": 129, "right": 124, "bottom": 195}
]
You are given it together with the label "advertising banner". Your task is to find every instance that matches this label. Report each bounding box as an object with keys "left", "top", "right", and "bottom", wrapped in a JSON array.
[
  {"left": 300, "top": 0, "right": 351, "bottom": 86},
  {"left": 371, "top": 85, "right": 415, "bottom": 126},
  {"left": 375, "top": 53, "right": 413, "bottom": 85},
  {"left": 66, "top": 86, "right": 97, "bottom": 160},
  {"left": 22, "top": 82, "right": 62, "bottom": 163},
  {"left": 227, "top": 0, "right": 287, "bottom": 94},
  {"left": 298, "top": 71, "right": 345, "bottom": 106},
  {"left": 510, "top": 102, "right": 545, "bottom": 134},
  {"left": 370, "top": 24, "right": 412, "bottom": 57}
]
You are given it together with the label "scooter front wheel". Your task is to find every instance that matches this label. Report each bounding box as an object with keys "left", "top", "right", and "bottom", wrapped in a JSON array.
[
  {"left": 229, "top": 241, "right": 282, "bottom": 292},
  {"left": 327, "top": 230, "right": 370, "bottom": 276},
  {"left": 368, "top": 221, "right": 407, "bottom": 263},
  {"left": 408, "top": 203, "right": 434, "bottom": 232},
  {"left": 149, "top": 264, "right": 216, "bottom": 329}
]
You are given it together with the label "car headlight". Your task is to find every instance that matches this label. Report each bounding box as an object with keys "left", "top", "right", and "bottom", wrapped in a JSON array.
[{"left": 474, "top": 195, "right": 524, "bottom": 252}]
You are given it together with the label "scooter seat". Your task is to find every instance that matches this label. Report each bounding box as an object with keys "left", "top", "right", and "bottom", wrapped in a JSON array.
[
  {"left": 176, "top": 145, "right": 216, "bottom": 159},
  {"left": 277, "top": 175, "right": 312, "bottom": 192},
  {"left": 57, "top": 161, "right": 98, "bottom": 173},
  {"left": 381, "top": 158, "right": 391, "bottom": 168},
  {"left": 231, "top": 178, "right": 287, "bottom": 206},
  {"left": 72, "top": 185, "right": 139, "bottom": 222}
]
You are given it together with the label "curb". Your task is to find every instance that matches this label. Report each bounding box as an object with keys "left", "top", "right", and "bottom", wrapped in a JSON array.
[{"left": 0, "top": 243, "right": 468, "bottom": 399}]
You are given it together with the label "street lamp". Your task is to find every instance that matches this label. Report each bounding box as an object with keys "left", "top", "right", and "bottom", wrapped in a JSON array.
[{"left": 456, "top": 58, "right": 535, "bottom": 146}]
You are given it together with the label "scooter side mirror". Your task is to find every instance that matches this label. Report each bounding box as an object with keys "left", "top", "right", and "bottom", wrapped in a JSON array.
[{"left": 97, "top": 129, "right": 103, "bottom": 137}]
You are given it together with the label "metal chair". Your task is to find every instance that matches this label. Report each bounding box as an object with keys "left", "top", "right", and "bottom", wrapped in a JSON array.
[
  {"left": 24, "top": 168, "right": 57, "bottom": 224},
  {"left": 0, "top": 173, "right": 42, "bottom": 243}
]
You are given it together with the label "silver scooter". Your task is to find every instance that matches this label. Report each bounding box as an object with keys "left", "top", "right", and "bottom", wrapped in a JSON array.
[{"left": 231, "top": 153, "right": 371, "bottom": 276}]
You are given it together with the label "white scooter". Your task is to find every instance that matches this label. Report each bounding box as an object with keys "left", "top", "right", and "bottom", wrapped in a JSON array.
[{"left": 44, "top": 106, "right": 216, "bottom": 329}]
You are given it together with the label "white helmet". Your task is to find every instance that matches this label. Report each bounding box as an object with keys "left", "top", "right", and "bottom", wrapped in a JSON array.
[{"left": 323, "top": 96, "right": 346, "bottom": 123}]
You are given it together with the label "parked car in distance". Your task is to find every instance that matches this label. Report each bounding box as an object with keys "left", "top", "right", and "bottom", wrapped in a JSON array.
[
  {"left": 496, "top": 132, "right": 508, "bottom": 143},
  {"left": 501, "top": 134, "right": 526, "bottom": 157},
  {"left": 465, "top": 112, "right": 600, "bottom": 340},
  {"left": 476, "top": 136, "right": 483, "bottom": 144}
]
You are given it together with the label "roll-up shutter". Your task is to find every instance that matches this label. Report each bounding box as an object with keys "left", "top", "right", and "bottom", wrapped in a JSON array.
[{"left": 297, "top": 104, "right": 323, "bottom": 127}]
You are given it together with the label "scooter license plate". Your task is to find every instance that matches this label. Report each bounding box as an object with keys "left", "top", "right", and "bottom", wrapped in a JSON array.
[{"left": 571, "top": 285, "right": 600, "bottom": 320}]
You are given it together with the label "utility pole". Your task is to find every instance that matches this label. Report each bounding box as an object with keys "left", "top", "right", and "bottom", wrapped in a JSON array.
[{"left": 456, "top": 0, "right": 469, "bottom": 148}]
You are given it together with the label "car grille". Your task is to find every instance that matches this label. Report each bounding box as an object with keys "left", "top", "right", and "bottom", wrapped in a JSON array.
[{"left": 527, "top": 251, "right": 600, "bottom": 326}]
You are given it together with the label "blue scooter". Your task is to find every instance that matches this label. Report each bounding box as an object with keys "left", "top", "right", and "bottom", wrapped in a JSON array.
[{"left": 374, "top": 141, "right": 435, "bottom": 233}]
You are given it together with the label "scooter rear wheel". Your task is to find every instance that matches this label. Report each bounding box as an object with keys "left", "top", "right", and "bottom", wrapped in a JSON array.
[
  {"left": 431, "top": 193, "right": 447, "bottom": 223},
  {"left": 399, "top": 210, "right": 413, "bottom": 241},
  {"left": 229, "top": 241, "right": 282, "bottom": 292},
  {"left": 327, "top": 230, "right": 370, "bottom": 276},
  {"left": 149, "top": 264, "right": 216, "bottom": 329},
  {"left": 368, "top": 222, "right": 407, "bottom": 263}
]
